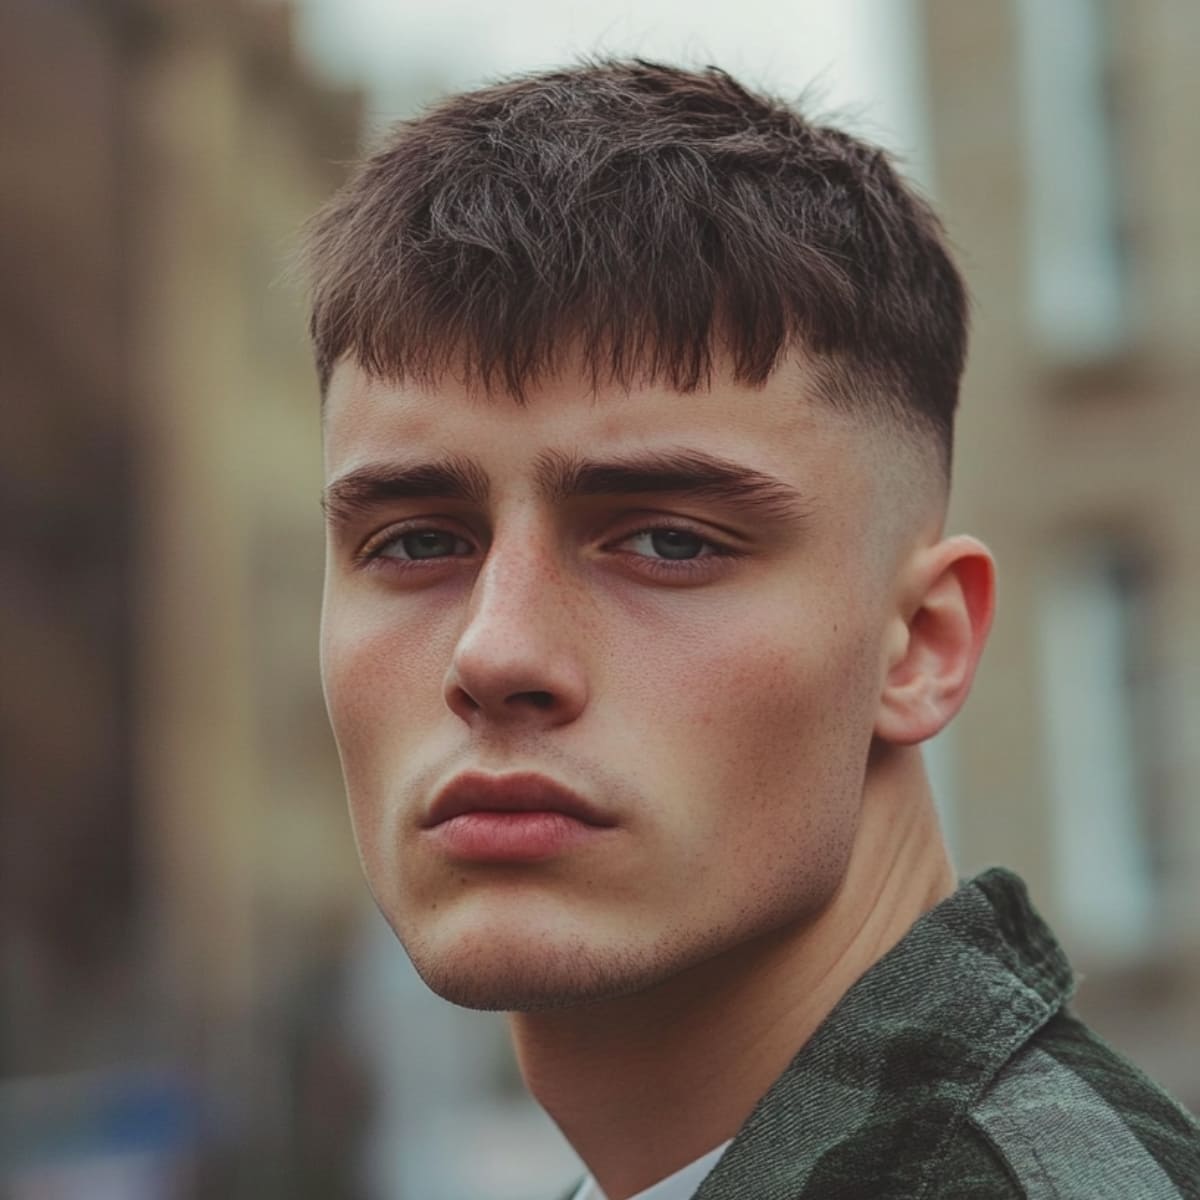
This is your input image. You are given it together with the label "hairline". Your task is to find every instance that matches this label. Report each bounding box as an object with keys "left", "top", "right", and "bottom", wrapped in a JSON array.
[{"left": 319, "top": 344, "right": 953, "bottom": 506}]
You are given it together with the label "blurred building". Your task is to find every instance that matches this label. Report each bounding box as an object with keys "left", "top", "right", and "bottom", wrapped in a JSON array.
[
  {"left": 2, "top": 0, "right": 366, "bottom": 1191},
  {"left": 922, "top": 0, "right": 1200, "bottom": 1109},
  {"left": 4, "top": 0, "right": 1197, "bottom": 1193}
]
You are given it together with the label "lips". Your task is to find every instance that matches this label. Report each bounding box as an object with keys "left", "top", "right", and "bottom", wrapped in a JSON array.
[{"left": 424, "top": 771, "right": 615, "bottom": 829}]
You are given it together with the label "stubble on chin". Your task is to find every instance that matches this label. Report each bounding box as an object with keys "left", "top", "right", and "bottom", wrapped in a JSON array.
[{"left": 403, "top": 941, "right": 667, "bottom": 1013}]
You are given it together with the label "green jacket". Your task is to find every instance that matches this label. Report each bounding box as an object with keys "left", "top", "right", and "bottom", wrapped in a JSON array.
[{"left": 563, "top": 869, "right": 1200, "bottom": 1199}]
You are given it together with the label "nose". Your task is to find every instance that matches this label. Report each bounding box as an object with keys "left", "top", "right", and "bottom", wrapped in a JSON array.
[{"left": 443, "top": 529, "right": 589, "bottom": 730}]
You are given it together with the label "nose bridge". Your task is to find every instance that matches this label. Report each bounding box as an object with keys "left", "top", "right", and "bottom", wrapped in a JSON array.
[
  {"left": 444, "top": 513, "right": 588, "bottom": 724},
  {"left": 469, "top": 515, "right": 567, "bottom": 635}
]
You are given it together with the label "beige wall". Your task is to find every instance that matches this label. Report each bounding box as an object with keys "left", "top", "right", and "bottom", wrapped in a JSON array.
[
  {"left": 122, "top": 3, "right": 365, "bottom": 1104},
  {"left": 1, "top": 1, "right": 365, "bottom": 1174},
  {"left": 922, "top": 0, "right": 1200, "bottom": 1105}
]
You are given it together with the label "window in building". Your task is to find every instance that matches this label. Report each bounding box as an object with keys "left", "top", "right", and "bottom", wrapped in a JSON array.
[
  {"left": 1036, "top": 539, "right": 1161, "bottom": 960},
  {"left": 1015, "top": 0, "right": 1129, "bottom": 359}
]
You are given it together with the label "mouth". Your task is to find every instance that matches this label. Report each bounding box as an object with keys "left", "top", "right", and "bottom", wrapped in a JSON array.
[
  {"left": 423, "top": 771, "right": 617, "bottom": 862},
  {"left": 424, "top": 771, "right": 615, "bottom": 828}
]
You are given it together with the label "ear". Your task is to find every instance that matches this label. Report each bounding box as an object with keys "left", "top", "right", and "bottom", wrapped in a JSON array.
[{"left": 874, "top": 535, "right": 996, "bottom": 746}]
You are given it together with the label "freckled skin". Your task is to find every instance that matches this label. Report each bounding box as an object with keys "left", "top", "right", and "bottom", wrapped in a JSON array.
[{"left": 320, "top": 355, "right": 936, "bottom": 1012}]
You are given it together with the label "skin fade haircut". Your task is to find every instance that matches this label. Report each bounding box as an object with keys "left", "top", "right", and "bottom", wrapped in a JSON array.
[{"left": 305, "top": 59, "right": 969, "bottom": 473}]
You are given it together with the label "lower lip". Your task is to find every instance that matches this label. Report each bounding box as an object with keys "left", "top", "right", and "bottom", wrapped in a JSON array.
[{"left": 427, "top": 811, "right": 605, "bottom": 862}]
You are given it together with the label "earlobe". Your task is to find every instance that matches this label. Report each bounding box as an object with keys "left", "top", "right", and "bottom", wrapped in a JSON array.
[{"left": 874, "top": 535, "right": 995, "bottom": 746}]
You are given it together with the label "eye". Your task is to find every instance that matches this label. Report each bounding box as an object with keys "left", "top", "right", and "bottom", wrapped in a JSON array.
[
  {"left": 620, "top": 527, "right": 717, "bottom": 561},
  {"left": 370, "top": 528, "right": 473, "bottom": 562}
]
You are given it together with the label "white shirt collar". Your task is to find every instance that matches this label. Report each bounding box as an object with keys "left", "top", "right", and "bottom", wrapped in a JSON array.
[{"left": 569, "top": 1140, "right": 732, "bottom": 1200}]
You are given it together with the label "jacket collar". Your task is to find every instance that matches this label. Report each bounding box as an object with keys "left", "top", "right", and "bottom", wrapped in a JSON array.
[{"left": 695, "top": 869, "right": 1075, "bottom": 1199}]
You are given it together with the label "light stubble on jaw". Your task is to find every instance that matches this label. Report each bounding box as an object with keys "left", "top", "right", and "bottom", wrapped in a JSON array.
[
  {"left": 393, "top": 853, "right": 854, "bottom": 1016},
  {"left": 400, "top": 931, "right": 657, "bottom": 1014}
]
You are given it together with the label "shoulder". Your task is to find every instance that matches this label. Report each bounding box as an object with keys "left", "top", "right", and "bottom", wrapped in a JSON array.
[{"left": 929, "top": 1010, "right": 1200, "bottom": 1200}]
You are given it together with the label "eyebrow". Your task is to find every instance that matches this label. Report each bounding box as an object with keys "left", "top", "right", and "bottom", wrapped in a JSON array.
[
  {"left": 322, "top": 448, "right": 812, "bottom": 527},
  {"left": 322, "top": 456, "right": 490, "bottom": 526},
  {"left": 532, "top": 448, "right": 812, "bottom": 523}
]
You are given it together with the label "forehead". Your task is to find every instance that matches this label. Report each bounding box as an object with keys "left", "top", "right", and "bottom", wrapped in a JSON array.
[{"left": 322, "top": 356, "right": 866, "bottom": 490}]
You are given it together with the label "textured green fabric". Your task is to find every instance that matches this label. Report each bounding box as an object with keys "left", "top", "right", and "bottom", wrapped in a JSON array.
[
  {"left": 692, "top": 868, "right": 1200, "bottom": 1199},
  {"left": 557, "top": 869, "right": 1200, "bottom": 1199}
]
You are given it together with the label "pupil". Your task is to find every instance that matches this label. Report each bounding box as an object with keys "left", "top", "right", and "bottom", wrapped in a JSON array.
[
  {"left": 651, "top": 530, "right": 702, "bottom": 560},
  {"left": 405, "top": 531, "right": 455, "bottom": 559}
]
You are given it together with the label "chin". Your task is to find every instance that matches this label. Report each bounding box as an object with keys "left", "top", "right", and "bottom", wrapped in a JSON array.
[
  {"left": 394, "top": 916, "right": 673, "bottom": 1013},
  {"left": 415, "top": 969, "right": 611, "bottom": 1013}
]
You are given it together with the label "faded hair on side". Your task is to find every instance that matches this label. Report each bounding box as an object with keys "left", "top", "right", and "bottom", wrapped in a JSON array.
[{"left": 305, "top": 59, "right": 969, "bottom": 471}]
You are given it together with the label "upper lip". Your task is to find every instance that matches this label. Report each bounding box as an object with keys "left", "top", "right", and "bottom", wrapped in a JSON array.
[{"left": 424, "top": 771, "right": 616, "bottom": 829}]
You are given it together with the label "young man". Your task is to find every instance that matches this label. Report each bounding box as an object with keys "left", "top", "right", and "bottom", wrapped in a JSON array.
[{"left": 308, "top": 61, "right": 1200, "bottom": 1200}]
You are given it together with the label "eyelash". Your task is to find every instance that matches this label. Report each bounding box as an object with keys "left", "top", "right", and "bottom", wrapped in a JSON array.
[
  {"left": 354, "top": 521, "right": 740, "bottom": 578},
  {"left": 612, "top": 527, "right": 738, "bottom": 576}
]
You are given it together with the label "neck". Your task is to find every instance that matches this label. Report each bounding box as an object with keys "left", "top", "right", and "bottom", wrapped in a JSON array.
[{"left": 508, "top": 746, "right": 955, "bottom": 1200}]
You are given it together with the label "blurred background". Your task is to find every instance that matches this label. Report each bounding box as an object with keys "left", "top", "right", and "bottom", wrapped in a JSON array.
[{"left": 2, "top": 0, "right": 1197, "bottom": 1195}]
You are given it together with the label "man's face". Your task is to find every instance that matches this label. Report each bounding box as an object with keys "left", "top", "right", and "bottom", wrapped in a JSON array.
[{"left": 320, "top": 356, "right": 918, "bottom": 1010}]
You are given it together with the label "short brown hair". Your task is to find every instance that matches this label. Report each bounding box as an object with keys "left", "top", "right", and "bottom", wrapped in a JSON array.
[{"left": 306, "top": 59, "right": 968, "bottom": 470}]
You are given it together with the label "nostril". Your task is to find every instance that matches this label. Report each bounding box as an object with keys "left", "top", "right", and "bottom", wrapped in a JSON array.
[{"left": 515, "top": 690, "right": 555, "bottom": 710}]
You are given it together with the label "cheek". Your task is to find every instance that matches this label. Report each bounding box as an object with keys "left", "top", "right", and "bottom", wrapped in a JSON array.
[
  {"left": 719, "top": 634, "right": 876, "bottom": 915},
  {"left": 623, "top": 596, "right": 879, "bottom": 861},
  {"left": 320, "top": 596, "right": 451, "bottom": 780},
  {"left": 637, "top": 597, "right": 876, "bottom": 750}
]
